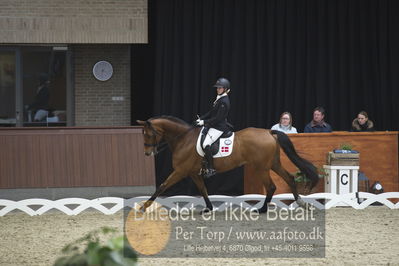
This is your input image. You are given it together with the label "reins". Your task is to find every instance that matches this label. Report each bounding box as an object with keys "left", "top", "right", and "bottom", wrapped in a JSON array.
[{"left": 145, "top": 122, "right": 196, "bottom": 155}]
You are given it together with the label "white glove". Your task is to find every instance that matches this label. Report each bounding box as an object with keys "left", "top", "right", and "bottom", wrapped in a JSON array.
[{"left": 196, "top": 119, "right": 204, "bottom": 126}]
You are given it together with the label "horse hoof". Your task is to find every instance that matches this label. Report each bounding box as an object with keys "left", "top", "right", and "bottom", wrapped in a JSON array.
[
  {"left": 200, "top": 208, "right": 212, "bottom": 215},
  {"left": 255, "top": 207, "right": 268, "bottom": 214},
  {"left": 296, "top": 197, "right": 311, "bottom": 210}
]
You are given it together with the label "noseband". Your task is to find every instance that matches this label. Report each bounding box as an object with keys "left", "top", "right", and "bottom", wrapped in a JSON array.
[{"left": 143, "top": 123, "right": 164, "bottom": 151}]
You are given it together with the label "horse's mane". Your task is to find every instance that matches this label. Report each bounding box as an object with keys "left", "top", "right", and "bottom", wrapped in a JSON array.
[{"left": 149, "top": 115, "right": 192, "bottom": 127}]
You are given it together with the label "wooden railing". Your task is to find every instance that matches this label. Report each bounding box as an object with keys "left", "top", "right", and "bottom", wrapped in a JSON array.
[
  {"left": 0, "top": 127, "right": 155, "bottom": 189},
  {"left": 1, "top": 129, "right": 397, "bottom": 194},
  {"left": 244, "top": 131, "right": 399, "bottom": 194}
]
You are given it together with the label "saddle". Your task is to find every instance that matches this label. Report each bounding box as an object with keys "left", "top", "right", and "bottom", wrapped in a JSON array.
[{"left": 196, "top": 127, "right": 235, "bottom": 158}]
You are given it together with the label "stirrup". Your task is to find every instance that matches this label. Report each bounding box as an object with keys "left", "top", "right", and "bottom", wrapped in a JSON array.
[{"left": 203, "top": 168, "right": 216, "bottom": 179}]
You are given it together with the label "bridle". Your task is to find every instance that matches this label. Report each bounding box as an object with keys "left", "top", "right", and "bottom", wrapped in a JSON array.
[
  {"left": 142, "top": 122, "right": 167, "bottom": 155},
  {"left": 142, "top": 120, "right": 195, "bottom": 155}
]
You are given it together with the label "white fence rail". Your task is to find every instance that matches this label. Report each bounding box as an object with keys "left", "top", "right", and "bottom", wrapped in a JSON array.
[{"left": 0, "top": 192, "right": 398, "bottom": 216}]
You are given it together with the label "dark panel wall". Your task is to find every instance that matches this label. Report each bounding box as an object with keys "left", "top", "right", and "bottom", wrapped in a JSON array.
[{"left": 133, "top": 0, "right": 399, "bottom": 131}]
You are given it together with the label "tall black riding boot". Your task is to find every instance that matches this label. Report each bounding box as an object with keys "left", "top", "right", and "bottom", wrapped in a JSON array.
[{"left": 204, "top": 145, "right": 216, "bottom": 178}]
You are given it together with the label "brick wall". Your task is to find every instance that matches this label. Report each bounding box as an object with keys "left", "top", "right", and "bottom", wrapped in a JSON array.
[
  {"left": 73, "top": 45, "right": 131, "bottom": 126},
  {"left": 0, "top": 0, "right": 147, "bottom": 43}
]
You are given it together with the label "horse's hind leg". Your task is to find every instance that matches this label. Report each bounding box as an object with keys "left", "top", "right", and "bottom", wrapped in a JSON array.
[
  {"left": 191, "top": 174, "right": 213, "bottom": 212},
  {"left": 271, "top": 161, "right": 306, "bottom": 207},
  {"left": 141, "top": 171, "right": 184, "bottom": 211},
  {"left": 254, "top": 168, "right": 276, "bottom": 213}
]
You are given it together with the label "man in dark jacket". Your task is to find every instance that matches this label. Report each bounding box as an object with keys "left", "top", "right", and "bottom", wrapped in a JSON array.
[
  {"left": 29, "top": 73, "right": 50, "bottom": 122},
  {"left": 196, "top": 77, "right": 231, "bottom": 178},
  {"left": 304, "top": 106, "right": 332, "bottom": 133}
]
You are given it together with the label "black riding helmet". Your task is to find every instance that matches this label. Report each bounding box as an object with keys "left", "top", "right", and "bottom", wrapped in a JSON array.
[{"left": 213, "top": 77, "right": 230, "bottom": 89}]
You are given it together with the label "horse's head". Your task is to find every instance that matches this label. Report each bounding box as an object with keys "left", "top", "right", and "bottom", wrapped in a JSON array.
[{"left": 137, "top": 119, "right": 164, "bottom": 156}]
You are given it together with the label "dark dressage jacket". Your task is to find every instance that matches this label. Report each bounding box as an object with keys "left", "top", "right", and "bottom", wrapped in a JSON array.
[
  {"left": 29, "top": 85, "right": 49, "bottom": 111},
  {"left": 200, "top": 94, "right": 231, "bottom": 132}
]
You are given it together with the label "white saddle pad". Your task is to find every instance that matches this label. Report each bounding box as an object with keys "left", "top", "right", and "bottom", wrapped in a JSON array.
[{"left": 196, "top": 129, "right": 235, "bottom": 158}]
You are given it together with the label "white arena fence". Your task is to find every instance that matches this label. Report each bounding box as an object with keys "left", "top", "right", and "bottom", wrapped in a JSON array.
[{"left": 0, "top": 192, "right": 398, "bottom": 216}]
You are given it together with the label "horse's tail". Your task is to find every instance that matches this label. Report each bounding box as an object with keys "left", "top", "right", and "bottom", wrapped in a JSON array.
[{"left": 271, "top": 130, "right": 319, "bottom": 189}]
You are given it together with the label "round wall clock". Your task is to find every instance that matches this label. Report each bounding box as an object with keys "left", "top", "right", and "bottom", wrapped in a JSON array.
[{"left": 93, "top": 61, "right": 113, "bottom": 81}]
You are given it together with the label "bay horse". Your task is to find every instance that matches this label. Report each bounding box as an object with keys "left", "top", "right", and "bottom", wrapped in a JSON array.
[{"left": 137, "top": 116, "right": 318, "bottom": 213}]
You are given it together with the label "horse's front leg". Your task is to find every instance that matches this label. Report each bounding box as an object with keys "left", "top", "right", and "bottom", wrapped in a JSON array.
[
  {"left": 141, "top": 170, "right": 184, "bottom": 212},
  {"left": 190, "top": 174, "right": 213, "bottom": 213}
]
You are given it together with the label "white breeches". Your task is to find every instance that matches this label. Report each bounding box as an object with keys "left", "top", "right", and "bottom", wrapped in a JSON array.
[
  {"left": 202, "top": 128, "right": 223, "bottom": 149},
  {"left": 34, "top": 109, "right": 49, "bottom": 121}
]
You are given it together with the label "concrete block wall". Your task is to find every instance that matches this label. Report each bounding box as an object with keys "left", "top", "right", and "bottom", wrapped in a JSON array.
[
  {"left": 0, "top": 0, "right": 147, "bottom": 43},
  {"left": 73, "top": 45, "right": 131, "bottom": 126}
]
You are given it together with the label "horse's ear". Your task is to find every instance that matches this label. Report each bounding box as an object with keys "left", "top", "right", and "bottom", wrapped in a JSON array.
[{"left": 136, "top": 120, "right": 146, "bottom": 125}]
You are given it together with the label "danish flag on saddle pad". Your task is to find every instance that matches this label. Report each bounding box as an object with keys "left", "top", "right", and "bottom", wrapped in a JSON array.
[{"left": 196, "top": 129, "right": 235, "bottom": 158}]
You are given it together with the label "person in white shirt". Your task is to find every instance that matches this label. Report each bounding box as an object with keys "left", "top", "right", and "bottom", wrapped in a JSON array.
[{"left": 271, "top": 112, "right": 298, "bottom": 134}]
